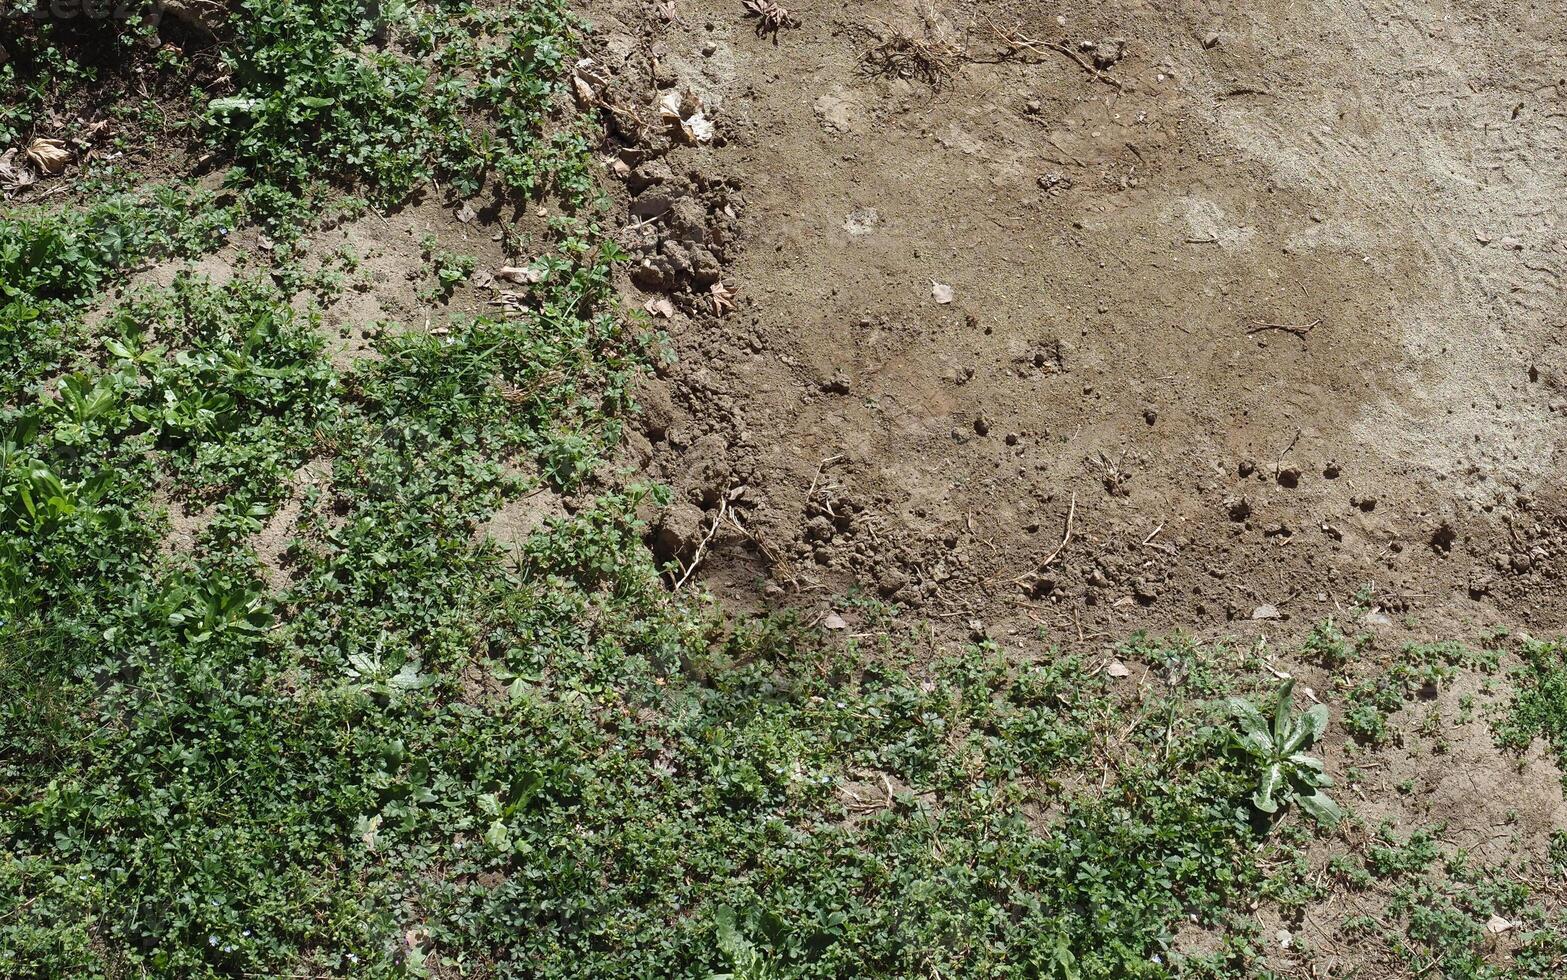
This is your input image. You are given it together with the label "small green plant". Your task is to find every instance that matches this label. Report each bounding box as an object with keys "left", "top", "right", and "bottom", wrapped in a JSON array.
[
  {"left": 1227, "top": 679, "right": 1343, "bottom": 825},
  {"left": 1303, "top": 616, "right": 1367, "bottom": 670},
  {"left": 418, "top": 243, "right": 476, "bottom": 302}
]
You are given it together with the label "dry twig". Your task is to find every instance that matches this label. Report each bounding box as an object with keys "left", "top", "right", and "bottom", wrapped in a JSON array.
[
  {"left": 861, "top": 32, "right": 962, "bottom": 88},
  {"left": 1012, "top": 492, "right": 1076, "bottom": 584},
  {"left": 990, "top": 23, "right": 1123, "bottom": 89},
  {"left": 674, "top": 496, "right": 730, "bottom": 590},
  {"left": 1246, "top": 317, "right": 1321, "bottom": 340}
]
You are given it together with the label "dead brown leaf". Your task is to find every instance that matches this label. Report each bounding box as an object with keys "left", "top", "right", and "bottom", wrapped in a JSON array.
[
  {"left": 0, "top": 149, "right": 36, "bottom": 193},
  {"left": 25, "top": 137, "right": 71, "bottom": 175},
  {"left": 743, "top": 0, "right": 799, "bottom": 41}
]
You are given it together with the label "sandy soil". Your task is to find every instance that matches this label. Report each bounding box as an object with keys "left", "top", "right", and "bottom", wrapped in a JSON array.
[{"left": 577, "top": 0, "right": 1566, "bottom": 653}]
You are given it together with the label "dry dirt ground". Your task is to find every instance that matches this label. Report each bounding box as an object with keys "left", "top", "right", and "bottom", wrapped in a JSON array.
[
  {"left": 9, "top": 1, "right": 1564, "bottom": 972},
  {"left": 575, "top": 0, "right": 1565, "bottom": 655},
  {"left": 564, "top": 10, "right": 1567, "bottom": 950}
]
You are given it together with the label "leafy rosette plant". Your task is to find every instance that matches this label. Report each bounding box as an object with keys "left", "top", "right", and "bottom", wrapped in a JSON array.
[{"left": 1228, "top": 679, "right": 1344, "bottom": 825}]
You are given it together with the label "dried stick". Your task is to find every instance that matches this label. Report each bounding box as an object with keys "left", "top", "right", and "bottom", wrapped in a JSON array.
[{"left": 990, "top": 23, "right": 1123, "bottom": 90}]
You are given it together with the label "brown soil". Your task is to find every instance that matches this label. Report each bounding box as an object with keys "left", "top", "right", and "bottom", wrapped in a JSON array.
[
  {"left": 578, "top": 0, "right": 1566, "bottom": 651},
  {"left": 4, "top": 0, "right": 1556, "bottom": 971},
  {"left": 570, "top": 6, "right": 1567, "bottom": 955}
]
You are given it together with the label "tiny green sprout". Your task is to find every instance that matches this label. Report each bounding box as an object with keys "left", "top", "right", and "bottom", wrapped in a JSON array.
[{"left": 1228, "top": 679, "right": 1344, "bottom": 826}]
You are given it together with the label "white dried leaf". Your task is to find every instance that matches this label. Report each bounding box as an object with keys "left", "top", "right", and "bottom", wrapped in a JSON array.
[
  {"left": 572, "top": 58, "right": 607, "bottom": 109},
  {"left": 659, "top": 90, "right": 715, "bottom": 144},
  {"left": 1105, "top": 660, "right": 1131, "bottom": 678},
  {"left": 658, "top": 90, "right": 684, "bottom": 122},
  {"left": 1486, "top": 915, "right": 1514, "bottom": 936},
  {"left": 1251, "top": 603, "right": 1281, "bottom": 620},
  {"left": 643, "top": 298, "right": 675, "bottom": 318},
  {"left": 684, "top": 109, "right": 715, "bottom": 143},
  {"left": 822, "top": 612, "right": 847, "bottom": 630},
  {"left": 0, "top": 148, "right": 35, "bottom": 192},
  {"left": 496, "top": 265, "right": 546, "bottom": 285}
]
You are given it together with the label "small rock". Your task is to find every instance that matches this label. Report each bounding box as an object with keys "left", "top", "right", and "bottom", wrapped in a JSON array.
[
  {"left": 701, "top": 41, "right": 718, "bottom": 56},
  {"left": 842, "top": 207, "right": 881, "bottom": 236},
  {"left": 1022, "top": 573, "right": 1055, "bottom": 598},
  {"left": 1224, "top": 496, "right": 1251, "bottom": 521},
  {"left": 877, "top": 567, "right": 909, "bottom": 596},
  {"left": 931, "top": 281, "right": 954, "bottom": 304},
  {"left": 1091, "top": 38, "right": 1127, "bottom": 69},
  {"left": 1203, "top": 31, "right": 1222, "bottom": 49},
  {"left": 650, "top": 500, "right": 704, "bottom": 565},
  {"left": 630, "top": 188, "right": 681, "bottom": 219},
  {"left": 1037, "top": 172, "right": 1072, "bottom": 193},
  {"left": 1238, "top": 459, "right": 1256, "bottom": 477},
  {"left": 1143, "top": 408, "right": 1158, "bottom": 426},
  {"left": 628, "top": 157, "right": 674, "bottom": 191},
  {"left": 1276, "top": 466, "right": 1301, "bottom": 489},
  {"left": 634, "top": 379, "right": 677, "bottom": 442},
  {"left": 1486, "top": 915, "right": 1514, "bottom": 936}
]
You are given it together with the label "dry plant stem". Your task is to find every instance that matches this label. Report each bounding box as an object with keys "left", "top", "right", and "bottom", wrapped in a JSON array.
[
  {"left": 675, "top": 495, "right": 731, "bottom": 589},
  {"left": 1012, "top": 491, "right": 1077, "bottom": 584},
  {"left": 1246, "top": 317, "right": 1321, "bottom": 339},
  {"left": 991, "top": 23, "right": 1123, "bottom": 90}
]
